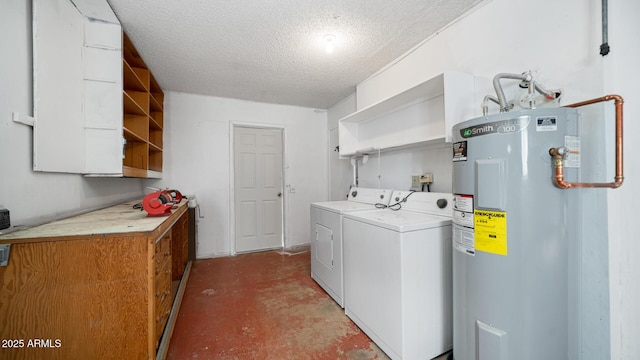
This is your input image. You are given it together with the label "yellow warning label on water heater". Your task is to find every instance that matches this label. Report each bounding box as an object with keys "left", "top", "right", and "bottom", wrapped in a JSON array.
[{"left": 474, "top": 210, "right": 507, "bottom": 256}]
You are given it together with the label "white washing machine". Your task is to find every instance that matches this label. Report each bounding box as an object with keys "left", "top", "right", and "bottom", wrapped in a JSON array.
[
  {"left": 310, "top": 187, "right": 392, "bottom": 308},
  {"left": 343, "top": 191, "right": 453, "bottom": 360}
]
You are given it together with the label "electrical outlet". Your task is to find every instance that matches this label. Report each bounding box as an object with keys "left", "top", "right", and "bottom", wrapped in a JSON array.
[
  {"left": 411, "top": 176, "right": 421, "bottom": 188},
  {"left": 420, "top": 173, "right": 434, "bottom": 184},
  {"left": 0, "top": 207, "right": 9, "bottom": 230}
]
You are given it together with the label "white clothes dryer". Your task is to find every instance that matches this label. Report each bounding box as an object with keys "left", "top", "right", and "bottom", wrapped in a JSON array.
[
  {"left": 343, "top": 191, "right": 453, "bottom": 360},
  {"left": 310, "top": 187, "right": 392, "bottom": 308}
]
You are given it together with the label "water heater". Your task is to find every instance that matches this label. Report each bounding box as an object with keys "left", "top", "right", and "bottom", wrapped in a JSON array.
[
  {"left": 451, "top": 107, "right": 579, "bottom": 360},
  {"left": 451, "top": 77, "right": 623, "bottom": 360}
]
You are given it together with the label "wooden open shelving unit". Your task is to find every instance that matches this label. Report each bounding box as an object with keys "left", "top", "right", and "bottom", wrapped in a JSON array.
[{"left": 122, "top": 32, "right": 164, "bottom": 178}]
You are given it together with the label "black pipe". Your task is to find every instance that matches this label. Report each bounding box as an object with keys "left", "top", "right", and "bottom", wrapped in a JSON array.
[{"left": 600, "top": 0, "right": 610, "bottom": 56}]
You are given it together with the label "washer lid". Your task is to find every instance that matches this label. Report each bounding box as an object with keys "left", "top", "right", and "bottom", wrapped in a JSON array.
[
  {"left": 311, "top": 201, "right": 381, "bottom": 214},
  {"left": 343, "top": 209, "right": 451, "bottom": 232}
]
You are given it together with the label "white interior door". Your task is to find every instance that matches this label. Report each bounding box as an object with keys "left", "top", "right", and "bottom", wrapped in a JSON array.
[{"left": 234, "top": 127, "right": 283, "bottom": 253}]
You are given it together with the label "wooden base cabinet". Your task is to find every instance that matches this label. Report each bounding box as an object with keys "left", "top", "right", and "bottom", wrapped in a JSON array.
[{"left": 0, "top": 200, "right": 189, "bottom": 360}]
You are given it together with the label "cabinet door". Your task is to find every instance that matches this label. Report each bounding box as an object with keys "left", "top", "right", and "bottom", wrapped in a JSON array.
[
  {"left": 33, "top": 0, "right": 85, "bottom": 173},
  {"left": 155, "top": 232, "right": 172, "bottom": 344},
  {"left": 33, "top": 0, "right": 122, "bottom": 174},
  {"left": 83, "top": 21, "right": 123, "bottom": 174},
  {"left": 171, "top": 212, "right": 189, "bottom": 280}
]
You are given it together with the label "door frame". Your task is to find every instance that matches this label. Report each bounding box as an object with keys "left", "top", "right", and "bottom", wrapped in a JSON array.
[{"left": 229, "top": 123, "right": 287, "bottom": 255}]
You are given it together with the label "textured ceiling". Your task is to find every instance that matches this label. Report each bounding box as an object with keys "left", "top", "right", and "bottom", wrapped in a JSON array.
[{"left": 106, "top": 0, "right": 483, "bottom": 109}]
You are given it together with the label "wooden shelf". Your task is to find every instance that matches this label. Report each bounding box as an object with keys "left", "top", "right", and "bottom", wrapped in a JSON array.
[
  {"left": 149, "top": 139, "right": 162, "bottom": 152},
  {"left": 123, "top": 61, "right": 150, "bottom": 92},
  {"left": 123, "top": 139, "right": 148, "bottom": 170},
  {"left": 150, "top": 111, "right": 163, "bottom": 129},
  {"left": 150, "top": 92, "right": 164, "bottom": 112},
  {"left": 149, "top": 150, "right": 163, "bottom": 172},
  {"left": 123, "top": 165, "right": 148, "bottom": 178},
  {"left": 124, "top": 114, "right": 149, "bottom": 141},
  {"left": 122, "top": 33, "right": 146, "bottom": 68},
  {"left": 149, "top": 132, "right": 162, "bottom": 147},
  {"left": 150, "top": 74, "right": 164, "bottom": 111},
  {"left": 124, "top": 128, "right": 147, "bottom": 143},
  {"left": 122, "top": 32, "right": 164, "bottom": 177},
  {"left": 124, "top": 90, "right": 149, "bottom": 116}
]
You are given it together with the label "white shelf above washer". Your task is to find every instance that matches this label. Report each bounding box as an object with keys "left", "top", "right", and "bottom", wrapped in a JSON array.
[{"left": 338, "top": 71, "right": 480, "bottom": 157}]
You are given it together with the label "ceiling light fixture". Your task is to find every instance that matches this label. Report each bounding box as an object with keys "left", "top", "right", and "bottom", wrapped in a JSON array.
[{"left": 323, "top": 34, "right": 336, "bottom": 54}]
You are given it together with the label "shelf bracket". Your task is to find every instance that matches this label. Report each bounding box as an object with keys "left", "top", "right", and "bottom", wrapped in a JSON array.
[
  {"left": 12, "top": 112, "right": 35, "bottom": 127},
  {"left": 0, "top": 244, "right": 10, "bottom": 267}
]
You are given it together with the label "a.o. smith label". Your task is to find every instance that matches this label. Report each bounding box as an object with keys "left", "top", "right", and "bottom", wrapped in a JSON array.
[{"left": 460, "top": 117, "right": 530, "bottom": 139}]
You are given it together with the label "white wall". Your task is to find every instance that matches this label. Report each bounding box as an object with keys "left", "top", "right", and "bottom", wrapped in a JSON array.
[
  {"left": 146, "top": 91, "right": 328, "bottom": 258},
  {"left": 356, "top": 143, "right": 453, "bottom": 192},
  {"left": 328, "top": 0, "right": 639, "bottom": 358},
  {"left": 0, "top": 0, "right": 143, "bottom": 231},
  {"left": 605, "top": 1, "right": 640, "bottom": 358},
  {"left": 356, "top": 1, "right": 603, "bottom": 108},
  {"left": 327, "top": 94, "right": 356, "bottom": 200}
]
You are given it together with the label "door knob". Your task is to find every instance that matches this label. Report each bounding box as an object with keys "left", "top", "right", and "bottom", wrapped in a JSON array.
[{"left": 277, "top": 192, "right": 282, "bottom": 197}]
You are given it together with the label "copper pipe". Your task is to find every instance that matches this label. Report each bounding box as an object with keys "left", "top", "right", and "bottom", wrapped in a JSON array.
[
  {"left": 549, "top": 147, "right": 571, "bottom": 189},
  {"left": 549, "top": 94, "right": 624, "bottom": 189}
]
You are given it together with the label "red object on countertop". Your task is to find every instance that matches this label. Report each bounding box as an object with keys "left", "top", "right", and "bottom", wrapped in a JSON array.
[{"left": 142, "top": 190, "right": 174, "bottom": 216}]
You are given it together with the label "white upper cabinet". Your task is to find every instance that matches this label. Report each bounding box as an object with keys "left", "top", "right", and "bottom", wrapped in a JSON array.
[
  {"left": 338, "top": 71, "right": 481, "bottom": 157},
  {"left": 33, "top": 0, "right": 122, "bottom": 175}
]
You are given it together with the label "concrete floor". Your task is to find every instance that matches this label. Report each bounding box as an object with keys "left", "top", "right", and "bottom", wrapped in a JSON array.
[{"left": 167, "top": 250, "right": 451, "bottom": 359}]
